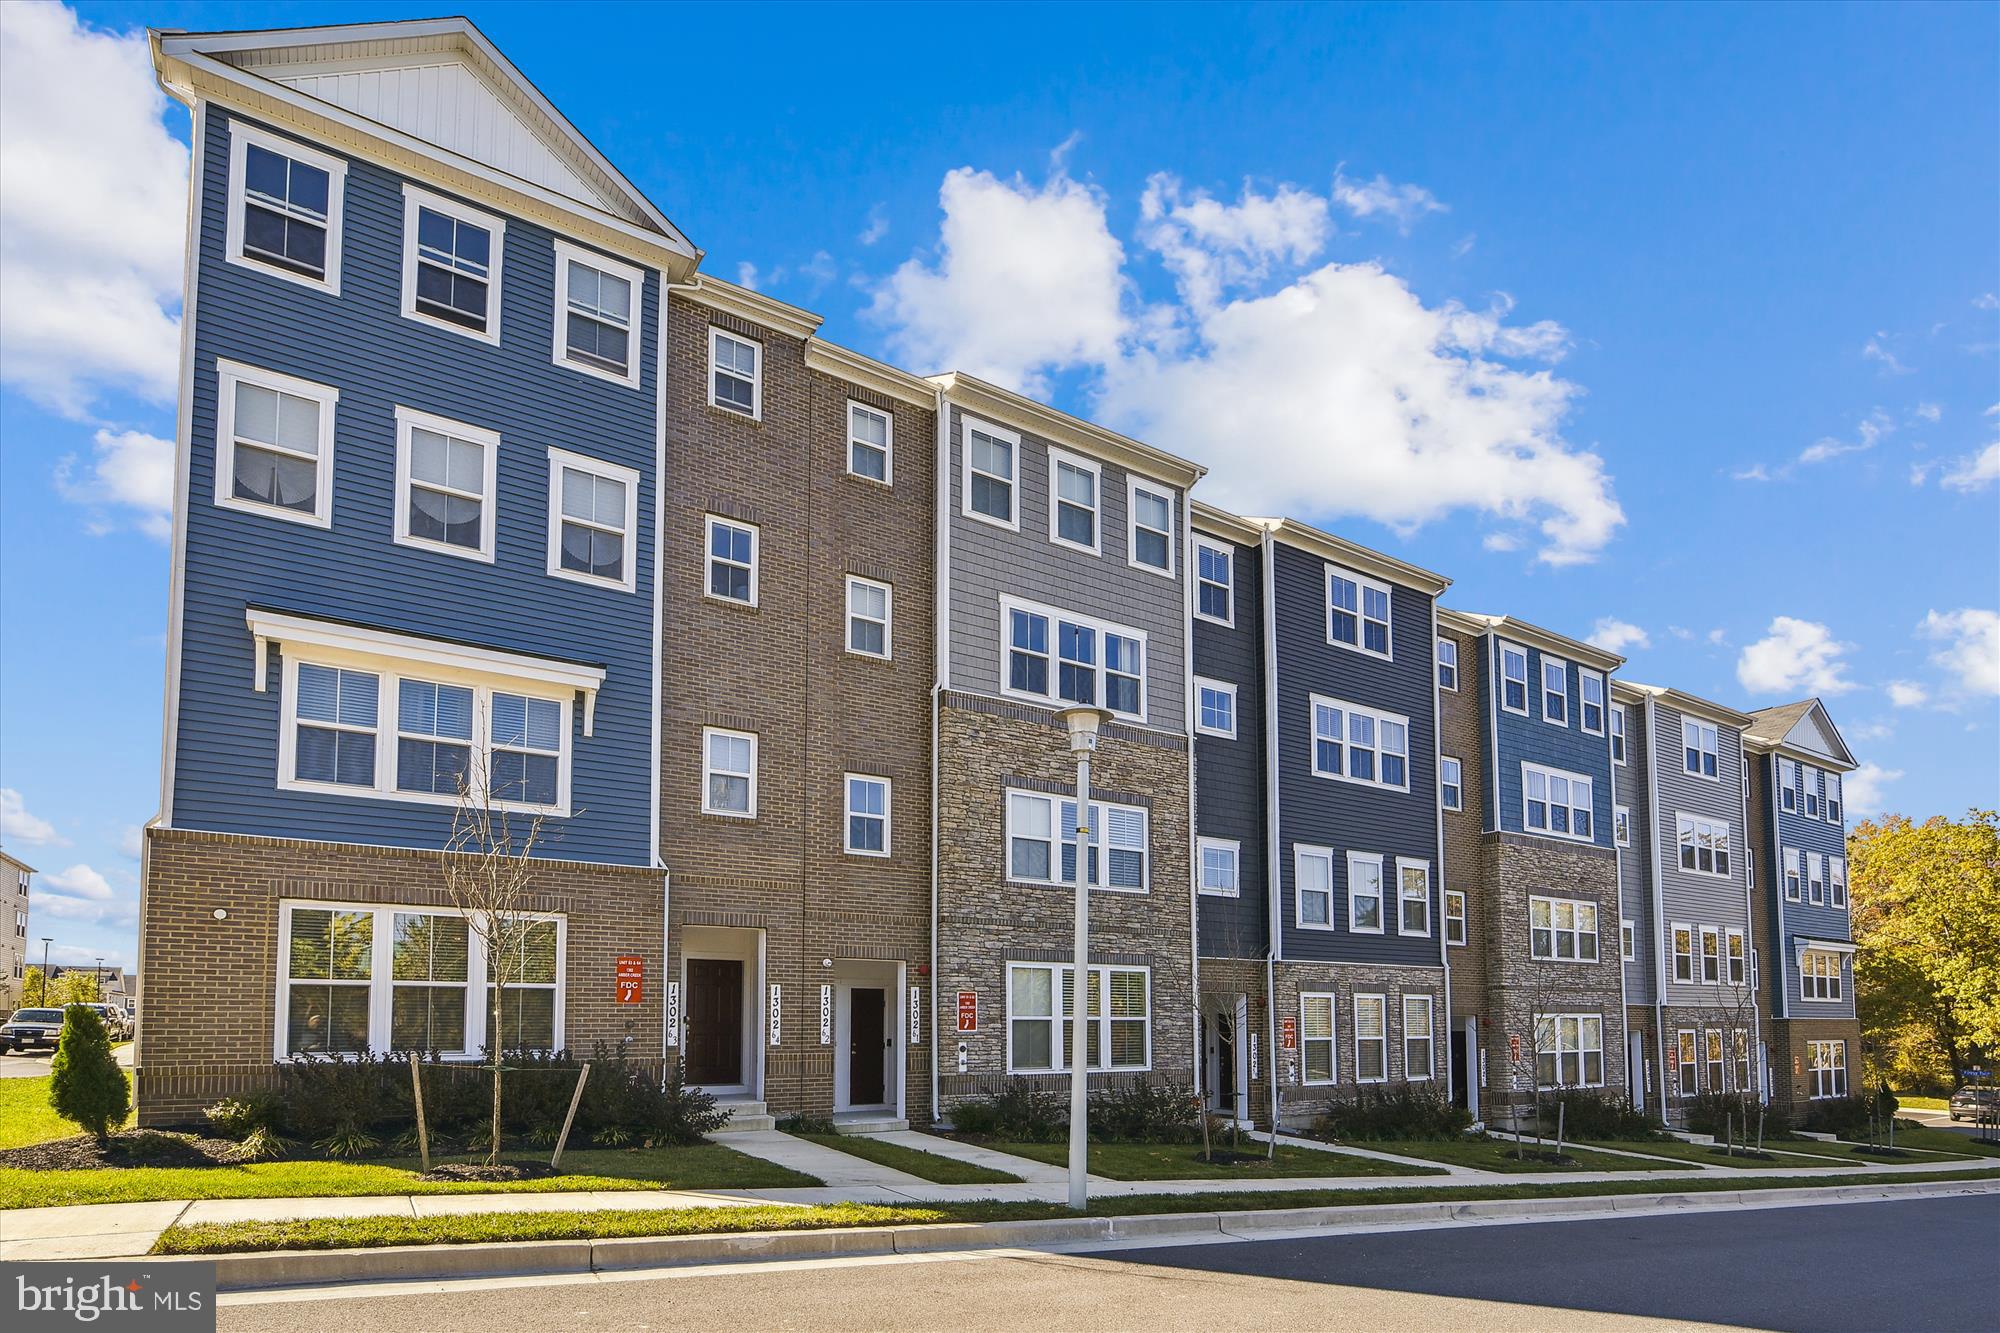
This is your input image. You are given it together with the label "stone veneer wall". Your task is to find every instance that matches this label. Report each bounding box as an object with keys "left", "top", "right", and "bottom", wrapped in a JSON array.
[
  {"left": 1197, "top": 956, "right": 1269, "bottom": 1124},
  {"left": 1270, "top": 960, "right": 1447, "bottom": 1129}
]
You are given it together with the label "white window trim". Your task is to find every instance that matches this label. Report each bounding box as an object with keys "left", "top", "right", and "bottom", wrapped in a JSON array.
[
  {"left": 1325, "top": 564, "right": 1393, "bottom": 660},
  {"left": 844, "top": 575, "right": 893, "bottom": 660},
  {"left": 846, "top": 400, "right": 893, "bottom": 485},
  {"left": 1004, "top": 789, "right": 1151, "bottom": 894},
  {"left": 1674, "top": 811, "right": 1734, "bottom": 880},
  {"left": 1193, "top": 537, "right": 1235, "bottom": 626},
  {"left": 1541, "top": 655, "right": 1570, "bottom": 728},
  {"left": 1293, "top": 843, "right": 1337, "bottom": 932},
  {"left": 1047, "top": 446, "right": 1103, "bottom": 557},
  {"left": 1535, "top": 1011, "right": 1606, "bottom": 1089},
  {"left": 960, "top": 415, "right": 1021, "bottom": 532},
  {"left": 1193, "top": 677, "right": 1238, "bottom": 739},
  {"left": 213, "top": 358, "right": 339, "bottom": 529},
  {"left": 843, "top": 773, "right": 892, "bottom": 858},
  {"left": 1440, "top": 755, "right": 1464, "bottom": 812},
  {"left": 1797, "top": 948, "right": 1848, "bottom": 1004},
  {"left": 1780, "top": 759, "right": 1800, "bottom": 812},
  {"left": 1403, "top": 994, "right": 1436, "bottom": 1081},
  {"left": 1824, "top": 771, "right": 1844, "bottom": 825},
  {"left": 392, "top": 405, "right": 499, "bottom": 563},
  {"left": 1807, "top": 1039, "right": 1849, "bottom": 1099},
  {"left": 1671, "top": 921, "right": 1695, "bottom": 983},
  {"left": 1614, "top": 803, "right": 1631, "bottom": 848},
  {"left": 1682, "top": 717, "right": 1721, "bottom": 782},
  {"left": 1699, "top": 926, "right": 1722, "bottom": 986},
  {"left": 1300, "top": 992, "right": 1339, "bottom": 1085},
  {"left": 1808, "top": 851, "right": 1826, "bottom": 905},
  {"left": 703, "top": 514, "right": 760, "bottom": 609},
  {"left": 1784, "top": 847, "right": 1802, "bottom": 901},
  {"left": 1830, "top": 854, "right": 1848, "bottom": 910},
  {"left": 998, "top": 594, "right": 1149, "bottom": 724},
  {"left": 398, "top": 183, "right": 504, "bottom": 345},
  {"left": 1499, "top": 641, "right": 1530, "bottom": 717},
  {"left": 701, "top": 726, "right": 758, "bottom": 819},
  {"left": 1347, "top": 850, "right": 1386, "bottom": 935},
  {"left": 551, "top": 239, "right": 645, "bottom": 389},
  {"left": 1579, "top": 669, "right": 1606, "bottom": 736},
  {"left": 1396, "top": 857, "right": 1433, "bottom": 938},
  {"left": 1611, "top": 704, "right": 1628, "bottom": 765},
  {"left": 706, "top": 324, "right": 762, "bottom": 418},
  {"left": 1437, "top": 637, "right": 1459, "bottom": 692},
  {"left": 224, "top": 120, "right": 347, "bottom": 296},
  {"left": 1309, "top": 693, "right": 1414, "bottom": 793},
  {"left": 1126, "top": 475, "right": 1176, "bottom": 577},
  {"left": 1725, "top": 928, "right": 1747, "bottom": 986},
  {"left": 1528, "top": 894, "right": 1601, "bottom": 963},
  {"left": 273, "top": 899, "right": 565, "bottom": 1063},
  {"left": 1621, "top": 919, "right": 1636, "bottom": 962},
  {"left": 545, "top": 446, "right": 641, "bottom": 594},
  {"left": 1197, "top": 836, "right": 1241, "bottom": 898},
  {"left": 1445, "top": 890, "right": 1467, "bottom": 946},
  {"left": 1003, "top": 961, "right": 1152, "bottom": 1075},
  {"left": 1521, "top": 761, "right": 1595, "bottom": 843},
  {"left": 1353, "top": 993, "right": 1389, "bottom": 1084}
]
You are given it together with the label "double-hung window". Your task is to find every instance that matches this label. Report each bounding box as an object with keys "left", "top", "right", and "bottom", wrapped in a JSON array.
[
  {"left": 394, "top": 678, "right": 472, "bottom": 796},
  {"left": 293, "top": 663, "right": 380, "bottom": 788},
  {"left": 1500, "top": 642, "right": 1530, "bottom": 714},
  {"left": 1000, "top": 597, "right": 1146, "bottom": 722},
  {"left": 708, "top": 328, "right": 760, "bottom": 416},
  {"left": 1523, "top": 763, "right": 1593, "bottom": 840},
  {"left": 964, "top": 418, "right": 1018, "bottom": 527},
  {"left": 1194, "top": 678, "right": 1237, "bottom": 738},
  {"left": 1397, "top": 859, "right": 1431, "bottom": 935},
  {"left": 1801, "top": 951, "right": 1844, "bottom": 1002},
  {"left": 1353, "top": 995, "right": 1388, "bottom": 1082},
  {"left": 1440, "top": 757, "right": 1463, "bottom": 812},
  {"left": 1198, "top": 838, "right": 1240, "bottom": 897},
  {"left": 394, "top": 408, "right": 497, "bottom": 560},
  {"left": 1536, "top": 1013, "right": 1604, "bottom": 1088},
  {"left": 215, "top": 360, "right": 338, "bottom": 527},
  {"left": 1436, "top": 638, "right": 1458, "bottom": 691},
  {"left": 1006, "top": 962, "right": 1149, "bottom": 1073},
  {"left": 1300, "top": 993, "right": 1336, "bottom": 1083},
  {"left": 1824, "top": 772, "right": 1843, "bottom": 824},
  {"left": 1049, "top": 450, "right": 1101, "bottom": 553},
  {"left": 401, "top": 185, "right": 501, "bottom": 341},
  {"left": 1780, "top": 759, "right": 1799, "bottom": 813},
  {"left": 1006, "top": 791, "right": 1149, "bottom": 892},
  {"left": 1542, "top": 657, "right": 1569, "bottom": 725},
  {"left": 227, "top": 122, "right": 345, "bottom": 292},
  {"left": 1699, "top": 926, "right": 1721, "bottom": 984},
  {"left": 1327, "top": 566, "right": 1392, "bottom": 658},
  {"left": 1829, "top": 855, "right": 1847, "bottom": 909},
  {"left": 1676, "top": 814, "right": 1732, "bottom": 877},
  {"left": 1621, "top": 919, "right": 1636, "bottom": 961},
  {"left": 705, "top": 516, "right": 759, "bottom": 606},
  {"left": 1672, "top": 923, "right": 1695, "bottom": 983},
  {"left": 848, "top": 402, "right": 892, "bottom": 482},
  {"left": 1611, "top": 705, "right": 1627, "bottom": 763},
  {"left": 1614, "top": 804, "right": 1631, "bottom": 847},
  {"left": 1529, "top": 895, "right": 1599, "bottom": 961},
  {"left": 1007, "top": 607, "right": 1051, "bottom": 696},
  {"left": 548, "top": 449, "right": 640, "bottom": 592},
  {"left": 1310, "top": 695, "right": 1411, "bottom": 791},
  {"left": 1195, "top": 539, "right": 1234, "bottom": 623},
  {"left": 844, "top": 775, "right": 890, "bottom": 855},
  {"left": 388, "top": 911, "right": 471, "bottom": 1054},
  {"left": 1348, "top": 852, "right": 1385, "bottom": 933},
  {"left": 1580, "top": 670, "right": 1605, "bottom": 734},
  {"left": 1803, "top": 766, "right": 1821, "bottom": 819},
  {"left": 280, "top": 905, "right": 375, "bottom": 1057},
  {"left": 1704, "top": 1029, "right": 1726, "bottom": 1091},
  {"left": 489, "top": 693, "right": 561, "bottom": 806},
  {"left": 1128, "top": 479, "right": 1174, "bottom": 573},
  {"left": 702, "top": 728, "right": 757, "bottom": 817},
  {"left": 554, "top": 241, "right": 641, "bottom": 387},
  {"left": 1676, "top": 1029, "right": 1699, "bottom": 1096},
  {"left": 488, "top": 918, "right": 561, "bottom": 1050},
  {"left": 1445, "top": 890, "right": 1467, "bottom": 945},
  {"left": 1784, "top": 848, "right": 1802, "bottom": 901},
  {"left": 1725, "top": 929, "right": 1747, "bottom": 985},
  {"left": 846, "top": 577, "right": 892, "bottom": 658},
  {"left": 1295, "top": 845, "right": 1336, "bottom": 929},
  {"left": 1808, "top": 1040, "right": 1847, "bottom": 1098},
  {"left": 1403, "top": 995, "right": 1435, "bottom": 1080},
  {"left": 1808, "top": 852, "right": 1826, "bottom": 905},
  {"left": 1682, "top": 717, "right": 1719, "bottom": 779}
]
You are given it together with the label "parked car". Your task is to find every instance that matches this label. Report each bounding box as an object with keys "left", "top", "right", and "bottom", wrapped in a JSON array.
[
  {"left": 84, "top": 1004, "right": 130, "bottom": 1039},
  {"left": 0, "top": 1008, "right": 67, "bottom": 1052},
  {"left": 1948, "top": 1085, "right": 1999, "bottom": 1121}
]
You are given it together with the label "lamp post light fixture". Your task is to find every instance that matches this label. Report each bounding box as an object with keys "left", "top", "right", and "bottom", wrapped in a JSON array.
[
  {"left": 38, "top": 938, "right": 52, "bottom": 1005},
  {"left": 1055, "top": 705, "right": 1112, "bottom": 1212}
]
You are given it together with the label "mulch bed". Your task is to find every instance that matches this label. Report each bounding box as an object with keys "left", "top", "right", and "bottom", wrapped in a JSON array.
[
  {"left": 1500, "top": 1149, "right": 1581, "bottom": 1166},
  {"left": 0, "top": 1129, "right": 252, "bottom": 1172},
  {"left": 417, "top": 1161, "right": 561, "bottom": 1183},
  {"left": 1706, "top": 1148, "right": 1780, "bottom": 1161}
]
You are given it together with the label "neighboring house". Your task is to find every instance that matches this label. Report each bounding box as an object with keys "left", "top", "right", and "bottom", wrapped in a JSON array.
[
  {"left": 1436, "top": 613, "right": 1626, "bottom": 1123},
  {"left": 932, "top": 375, "right": 1202, "bottom": 1119},
  {"left": 1, "top": 851, "right": 31, "bottom": 1012},
  {"left": 139, "top": 18, "right": 694, "bottom": 1124},
  {"left": 1617, "top": 682, "right": 1759, "bottom": 1122},
  {"left": 1743, "top": 699, "right": 1860, "bottom": 1117}
]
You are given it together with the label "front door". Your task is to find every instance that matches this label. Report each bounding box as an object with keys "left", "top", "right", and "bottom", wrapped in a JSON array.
[
  {"left": 685, "top": 958, "right": 743, "bottom": 1086},
  {"left": 1213, "top": 1011, "right": 1236, "bottom": 1113},
  {"left": 848, "top": 987, "right": 887, "bottom": 1106},
  {"left": 1450, "top": 1030, "right": 1469, "bottom": 1107}
]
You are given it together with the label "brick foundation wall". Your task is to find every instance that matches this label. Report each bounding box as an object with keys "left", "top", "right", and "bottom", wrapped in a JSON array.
[{"left": 1270, "top": 960, "right": 1447, "bottom": 1128}]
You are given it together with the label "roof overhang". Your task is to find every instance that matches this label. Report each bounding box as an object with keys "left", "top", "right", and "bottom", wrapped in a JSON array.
[
  {"left": 1793, "top": 937, "right": 1858, "bottom": 961},
  {"left": 1438, "top": 609, "right": 1620, "bottom": 670},
  {"left": 1257, "top": 518, "right": 1451, "bottom": 598},
  {"left": 1190, "top": 501, "right": 1262, "bottom": 545},
  {"left": 1742, "top": 698, "right": 1859, "bottom": 770},
  {"left": 932, "top": 373, "right": 1206, "bottom": 490},
  {"left": 1619, "top": 681, "right": 1754, "bottom": 729},
  {"left": 677, "top": 274, "right": 823, "bottom": 342}
]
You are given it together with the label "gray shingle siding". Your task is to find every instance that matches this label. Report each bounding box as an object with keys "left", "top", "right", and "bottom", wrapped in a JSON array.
[
  {"left": 171, "top": 110, "right": 659, "bottom": 865},
  {"left": 1269, "top": 542, "right": 1440, "bottom": 966},
  {"left": 1193, "top": 531, "right": 1265, "bottom": 960},
  {"left": 1615, "top": 701, "right": 1656, "bottom": 1003},
  {"left": 1649, "top": 700, "right": 1752, "bottom": 1007}
]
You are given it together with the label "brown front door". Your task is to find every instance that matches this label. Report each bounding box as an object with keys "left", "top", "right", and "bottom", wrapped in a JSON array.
[
  {"left": 685, "top": 959, "right": 743, "bottom": 1086},
  {"left": 848, "top": 987, "right": 886, "bottom": 1106}
]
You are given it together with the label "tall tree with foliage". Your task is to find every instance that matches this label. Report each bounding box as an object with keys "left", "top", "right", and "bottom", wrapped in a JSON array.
[
  {"left": 48, "top": 1004, "right": 130, "bottom": 1141},
  {"left": 21, "top": 967, "right": 101, "bottom": 1007},
  {"left": 1851, "top": 809, "right": 2000, "bottom": 1086}
]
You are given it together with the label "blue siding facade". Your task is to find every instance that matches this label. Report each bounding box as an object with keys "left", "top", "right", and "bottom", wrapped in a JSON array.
[
  {"left": 1269, "top": 542, "right": 1441, "bottom": 965},
  {"left": 1193, "top": 530, "right": 1267, "bottom": 960},
  {"left": 169, "top": 109, "right": 660, "bottom": 865},
  {"left": 1485, "top": 638, "right": 1615, "bottom": 850},
  {"left": 1761, "top": 755, "right": 1855, "bottom": 1018}
]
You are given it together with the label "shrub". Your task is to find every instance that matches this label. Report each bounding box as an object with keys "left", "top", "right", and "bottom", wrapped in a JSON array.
[
  {"left": 1088, "top": 1080, "right": 1202, "bottom": 1143},
  {"left": 950, "top": 1078, "right": 1068, "bottom": 1141},
  {"left": 650, "top": 1060, "right": 727, "bottom": 1145},
  {"left": 1799, "top": 1094, "right": 1873, "bottom": 1138},
  {"left": 48, "top": 1003, "right": 131, "bottom": 1141},
  {"left": 1678, "top": 1092, "right": 1761, "bottom": 1137},
  {"left": 1315, "top": 1083, "right": 1471, "bottom": 1142},
  {"left": 1539, "top": 1089, "right": 1665, "bottom": 1140},
  {"left": 204, "top": 1092, "right": 284, "bottom": 1140},
  {"left": 778, "top": 1113, "right": 838, "bottom": 1135}
]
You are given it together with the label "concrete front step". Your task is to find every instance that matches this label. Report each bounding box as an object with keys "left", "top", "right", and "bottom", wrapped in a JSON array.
[
  {"left": 832, "top": 1116, "right": 909, "bottom": 1135},
  {"left": 711, "top": 1100, "right": 778, "bottom": 1134}
]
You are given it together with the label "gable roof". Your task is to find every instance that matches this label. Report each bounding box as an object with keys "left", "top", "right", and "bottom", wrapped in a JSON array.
[
  {"left": 1743, "top": 698, "right": 1858, "bottom": 769},
  {"left": 153, "top": 18, "right": 697, "bottom": 273}
]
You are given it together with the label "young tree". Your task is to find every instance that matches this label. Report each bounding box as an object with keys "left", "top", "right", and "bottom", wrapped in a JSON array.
[
  {"left": 439, "top": 759, "right": 551, "bottom": 1167},
  {"left": 48, "top": 1004, "right": 130, "bottom": 1141},
  {"left": 21, "top": 968, "right": 100, "bottom": 1008}
]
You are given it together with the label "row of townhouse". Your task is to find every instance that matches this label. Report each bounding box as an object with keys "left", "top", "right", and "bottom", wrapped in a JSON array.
[{"left": 132, "top": 18, "right": 1860, "bottom": 1132}]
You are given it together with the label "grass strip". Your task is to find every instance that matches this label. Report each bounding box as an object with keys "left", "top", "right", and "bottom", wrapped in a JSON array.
[
  {"left": 1339, "top": 1135, "right": 1698, "bottom": 1174},
  {"left": 150, "top": 1165, "right": 2000, "bottom": 1256},
  {"left": 0, "top": 1076, "right": 133, "bottom": 1150},
  {"left": 1579, "top": 1138, "right": 1848, "bottom": 1170},
  {"left": 794, "top": 1133, "right": 1020, "bottom": 1185},
  {"left": 977, "top": 1139, "right": 1441, "bottom": 1180},
  {"left": 1846, "top": 1125, "right": 2000, "bottom": 1158}
]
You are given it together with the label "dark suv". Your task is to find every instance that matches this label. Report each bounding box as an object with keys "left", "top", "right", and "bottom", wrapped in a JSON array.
[{"left": 1948, "top": 1085, "right": 1998, "bottom": 1122}]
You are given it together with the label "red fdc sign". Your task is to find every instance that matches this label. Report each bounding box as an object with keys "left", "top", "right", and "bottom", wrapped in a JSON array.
[
  {"left": 1280, "top": 1016, "right": 1298, "bottom": 1051},
  {"left": 615, "top": 955, "right": 644, "bottom": 1005},
  {"left": 1508, "top": 1032, "right": 1522, "bottom": 1062},
  {"left": 956, "top": 990, "right": 978, "bottom": 1033}
]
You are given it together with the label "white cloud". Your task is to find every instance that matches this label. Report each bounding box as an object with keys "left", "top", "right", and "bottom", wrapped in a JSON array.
[
  {"left": 859, "top": 204, "right": 889, "bottom": 247},
  {"left": 1844, "top": 761, "right": 1904, "bottom": 819},
  {"left": 1940, "top": 442, "right": 1999, "bottom": 493},
  {"left": 1732, "top": 463, "right": 1776, "bottom": 482},
  {"left": 1885, "top": 680, "right": 1929, "bottom": 708},
  {"left": 1849, "top": 719, "right": 1894, "bottom": 742},
  {"left": 1736, "top": 617, "right": 1858, "bottom": 696},
  {"left": 1914, "top": 402, "right": 1942, "bottom": 423},
  {"left": 1976, "top": 293, "right": 1999, "bottom": 311},
  {"left": 1452, "top": 233, "right": 1476, "bottom": 259},
  {"left": 1586, "top": 617, "right": 1650, "bottom": 655},
  {"left": 1482, "top": 532, "right": 1522, "bottom": 553},
  {"left": 1330, "top": 168, "right": 1447, "bottom": 232},
  {"left": 0, "top": 2, "right": 186, "bottom": 416},
  {"left": 0, "top": 788, "right": 65, "bottom": 846},
  {"left": 799, "top": 250, "right": 838, "bottom": 291},
  {"left": 1909, "top": 461, "right": 1935, "bottom": 486},
  {"left": 119, "top": 825, "right": 144, "bottom": 859},
  {"left": 735, "top": 261, "right": 763, "bottom": 290},
  {"left": 1862, "top": 333, "right": 1910, "bottom": 375},
  {"left": 1798, "top": 409, "right": 1890, "bottom": 465},
  {"left": 1139, "top": 174, "right": 1331, "bottom": 313},
  {"left": 47, "top": 942, "right": 130, "bottom": 969},
  {"left": 1705, "top": 628, "right": 1729, "bottom": 647},
  {"left": 43, "top": 863, "right": 112, "bottom": 900},
  {"left": 54, "top": 427, "right": 173, "bottom": 539},
  {"left": 35, "top": 863, "right": 135, "bottom": 928},
  {"left": 1919, "top": 608, "right": 2000, "bottom": 698}
]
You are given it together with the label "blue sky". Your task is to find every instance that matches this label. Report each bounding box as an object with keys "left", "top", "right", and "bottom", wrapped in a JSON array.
[{"left": 2, "top": 1, "right": 1995, "bottom": 974}]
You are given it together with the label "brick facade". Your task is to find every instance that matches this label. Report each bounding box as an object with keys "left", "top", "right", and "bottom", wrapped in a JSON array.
[
  {"left": 1437, "top": 625, "right": 1486, "bottom": 1024},
  {"left": 1765, "top": 1016, "right": 1863, "bottom": 1121},
  {"left": 1270, "top": 960, "right": 1447, "bottom": 1129}
]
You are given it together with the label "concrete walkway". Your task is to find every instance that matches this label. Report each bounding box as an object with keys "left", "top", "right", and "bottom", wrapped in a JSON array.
[{"left": 866, "top": 1129, "right": 1096, "bottom": 1184}]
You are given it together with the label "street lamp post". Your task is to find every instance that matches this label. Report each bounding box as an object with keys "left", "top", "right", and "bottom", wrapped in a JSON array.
[
  {"left": 38, "top": 938, "right": 52, "bottom": 1005},
  {"left": 1056, "top": 705, "right": 1111, "bottom": 1213}
]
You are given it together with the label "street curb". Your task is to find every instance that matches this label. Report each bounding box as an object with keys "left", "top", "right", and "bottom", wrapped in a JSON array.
[{"left": 138, "top": 1176, "right": 2000, "bottom": 1292}]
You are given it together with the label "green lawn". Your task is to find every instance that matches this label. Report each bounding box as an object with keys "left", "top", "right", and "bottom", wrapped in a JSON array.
[
  {"left": 1346, "top": 1134, "right": 1698, "bottom": 1174},
  {"left": 0, "top": 1143, "right": 818, "bottom": 1210},
  {"left": 977, "top": 1138, "right": 1440, "bottom": 1180},
  {"left": 1580, "top": 1138, "right": 1849, "bottom": 1169},
  {"left": 794, "top": 1133, "right": 1019, "bottom": 1185},
  {"left": 150, "top": 1165, "right": 2000, "bottom": 1255},
  {"left": 1894, "top": 1095, "right": 1948, "bottom": 1112},
  {"left": 1847, "top": 1124, "right": 2000, "bottom": 1158},
  {"left": 0, "top": 1074, "right": 134, "bottom": 1150}
]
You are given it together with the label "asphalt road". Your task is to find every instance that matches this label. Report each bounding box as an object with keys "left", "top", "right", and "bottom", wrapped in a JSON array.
[{"left": 217, "top": 1194, "right": 1997, "bottom": 1333}]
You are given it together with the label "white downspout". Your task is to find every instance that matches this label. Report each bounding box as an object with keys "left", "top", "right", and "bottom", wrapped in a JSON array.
[
  {"left": 1183, "top": 500, "right": 1202, "bottom": 1105},
  {"left": 929, "top": 385, "right": 950, "bottom": 1125},
  {"left": 1260, "top": 528, "right": 1282, "bottom": 1133}
]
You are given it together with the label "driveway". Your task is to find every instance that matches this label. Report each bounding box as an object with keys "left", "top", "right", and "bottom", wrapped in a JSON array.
[{"left": 0, "top": 1041, "right": 133, "bottom": 1078}]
